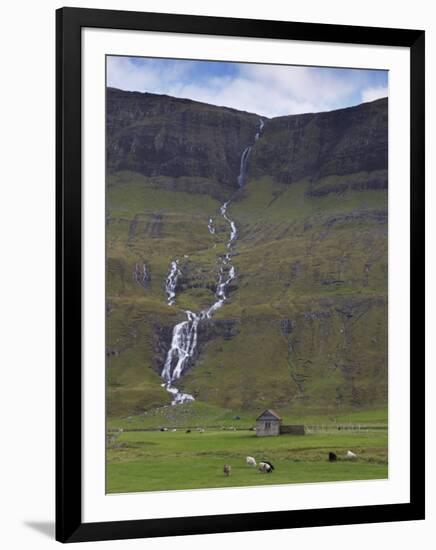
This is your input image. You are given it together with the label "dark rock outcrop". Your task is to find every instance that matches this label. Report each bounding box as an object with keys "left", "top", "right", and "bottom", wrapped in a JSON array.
[
  {"left": 107, "top": 88, "right": 260, "bottom": 187},
  {"left": 249, "top": 98, "right": 388, "bottom": 185},
  {"left": 108, "top": 89, "right": 387, "bottom": 195}
]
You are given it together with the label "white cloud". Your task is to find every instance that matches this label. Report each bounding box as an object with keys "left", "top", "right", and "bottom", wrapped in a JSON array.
[
  {"left": 173, "top": 76, "right": 320, "bottom": 117},
  {"left": 107, "top": 57, "right": 161, "bottom": 92},
  {"left": 240, "top": 65, "right": 358, "bottom": 104},
  {"left": 107, "top": 57, "right": 387, "bottom": 118},
  {"left": 361, "top": 86, "right": 388, "bottom": 104},
  {"left": 107, "top": 57, "right": 197, "bottom": 95}
]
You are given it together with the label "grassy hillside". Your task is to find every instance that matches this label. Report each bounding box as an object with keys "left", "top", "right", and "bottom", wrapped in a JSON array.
[
  {"left": 106, "top": 91, "right": 388, "bottom": 423},
  {"left": 106, "top": 174, "right": 387, "bottom": 418}
]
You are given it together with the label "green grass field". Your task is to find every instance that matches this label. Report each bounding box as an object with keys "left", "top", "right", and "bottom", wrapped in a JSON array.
[
  {"left": 107, "top": 402, "right": 388, "bottom": 431},
  {"left": 107, "top": 427, "right": 387, "bottom": 493}
]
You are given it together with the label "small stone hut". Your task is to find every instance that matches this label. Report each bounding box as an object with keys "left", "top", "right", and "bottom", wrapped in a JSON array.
[{"left": 255, "top": 409, "right": 282, "bottom": 437}]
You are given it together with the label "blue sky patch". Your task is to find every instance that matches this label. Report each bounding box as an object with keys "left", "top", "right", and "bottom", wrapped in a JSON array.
[{"left": 107, "top": 56, "right": 388, "bottom": 118}]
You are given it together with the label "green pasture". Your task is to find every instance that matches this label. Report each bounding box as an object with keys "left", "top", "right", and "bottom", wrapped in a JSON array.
[
  {"left": 107, "top": 402, "right": 388, "bottom": 431},
  {"left": 106, "top": 427, "right": 388, "bottom": 493}
]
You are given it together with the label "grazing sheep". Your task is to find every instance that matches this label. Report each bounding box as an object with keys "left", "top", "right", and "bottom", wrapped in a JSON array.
[
  {"left": 160, "top": 427, "right": 168, "bottom": 432},
  {"left": 223, "top": 464, "right": 232, "bottom": 476},
  {"left": 259, "top": 461, "right": 274, "bottom": 473},
  {"left": 346, "top": 450, "right": 357, "bottom": 459},
  {"left": 172, "top": 429, "right": 177, "bottom": 432},
  {"left": 246, "top": 456, "right": 256, "bottom": 467},
  {"left": 328, "top": 452, "right": 337, "bottom": 462}
]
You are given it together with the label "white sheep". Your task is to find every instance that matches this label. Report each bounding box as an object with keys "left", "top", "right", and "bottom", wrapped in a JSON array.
[
  {"left": 346, "top": 450, "right": 357, "bottom": 459},
  {"left": 246, "top": 456, "right": 256, "bottom": 467}
]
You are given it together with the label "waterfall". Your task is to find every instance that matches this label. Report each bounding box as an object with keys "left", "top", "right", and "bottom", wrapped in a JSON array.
[
  {"left": 237, "top": 147, "right": 251, "bottom": 188},
  {"left": 237, "top": 118, "right": 264, "bottom": 187},
  {"left": 160, "top": 118, "right": 264, "bottom": 405},
  {"left": 255, "top": 118, "right": 265, "bottom": 141},
  {"left": 165, "top": 259, "right": 181, "bottom": 306},
  {"left": 160, "top": 311, "right": 199, "bottom": 404},
  {"left": 207, "top": 218, "right": 215, "bottom": 234},
  {"left": 220, "top": 202, "right": 238, "bottom": 246}
]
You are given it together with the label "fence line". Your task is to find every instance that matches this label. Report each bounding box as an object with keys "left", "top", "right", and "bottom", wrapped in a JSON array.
[{"left": 304, "top": 424, "right": 383, "bottom": 433}]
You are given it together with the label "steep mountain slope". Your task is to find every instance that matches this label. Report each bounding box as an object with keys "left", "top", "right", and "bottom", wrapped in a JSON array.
[
  {"left": 106, "top": 88, "right": 388, "bottom": 419},
  {"left": 107, "top": 87, "right": 261, "bottom": 195},
  {"left": 249, "top": 99, "right": 387, "bottom": 184}
]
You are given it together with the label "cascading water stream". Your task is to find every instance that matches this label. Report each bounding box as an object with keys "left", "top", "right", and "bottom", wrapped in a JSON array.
[
  {"left": 207, "top": 218, "right": 215, "bottom": 234},
  {"left": 237, "top": 147, "right": 251, "bottom": 188},
  {"left": 165, "top": 259, "right": 181, "bottom": 305},
  {"left": 255, "top": 118, "right": 265, "bottom": 141},
  {"left": 161, "top": 119, "right": 264, "bottom": 404}
]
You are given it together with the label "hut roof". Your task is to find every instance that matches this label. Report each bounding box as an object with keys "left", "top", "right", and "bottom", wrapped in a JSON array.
[{"left": 256, "top": 409, "right": 282, "bottom": 421}]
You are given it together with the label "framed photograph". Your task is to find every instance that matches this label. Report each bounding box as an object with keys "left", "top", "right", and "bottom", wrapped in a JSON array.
[{"left": 56, "top": 7, "right": 425, "bottom": 543}]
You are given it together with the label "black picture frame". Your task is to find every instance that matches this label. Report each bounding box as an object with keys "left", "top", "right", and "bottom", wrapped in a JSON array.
[{"left": 56, "top": 6, "right": 425, "bottom": 543}]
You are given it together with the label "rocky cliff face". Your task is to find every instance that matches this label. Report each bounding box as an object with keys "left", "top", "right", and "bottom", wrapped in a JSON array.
[
  {"left": 107, "top": 88, "right": 260, "bottom": 188},
  {"left": 106, "top": 89, "right": 388, "bottom": 417},
  {"left": 107, "top": 89, "right": 387, "bottom": 190},
  {"left": 249, "top": 98, "right": 388, "bottom": 186}
]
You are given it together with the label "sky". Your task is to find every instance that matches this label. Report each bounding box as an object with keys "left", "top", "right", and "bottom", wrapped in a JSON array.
[{"left": 107, "top": 56, "right": 388, "bottom": 118}]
